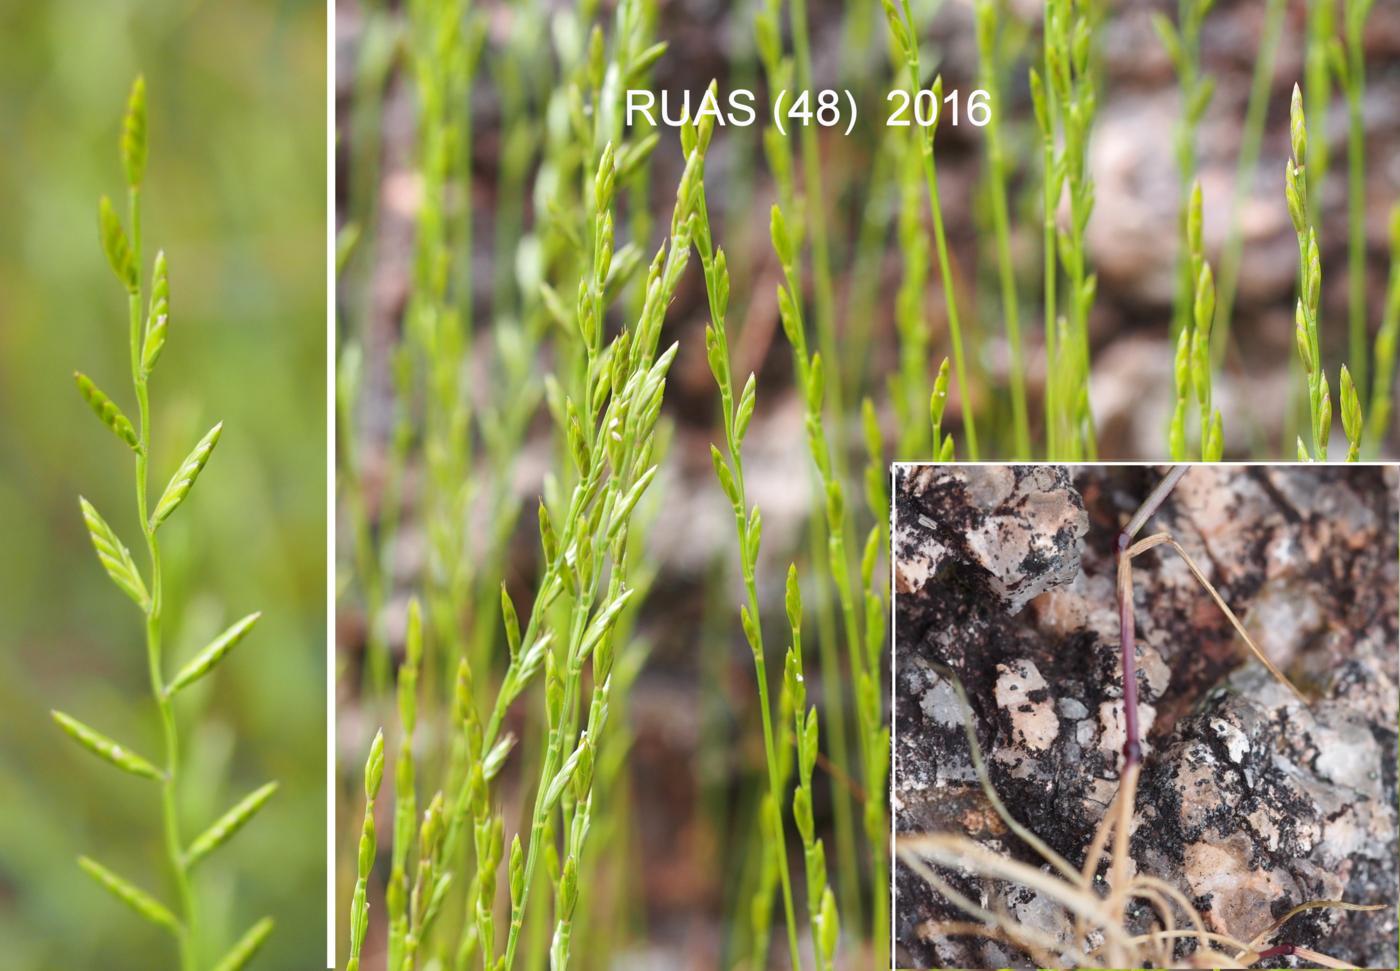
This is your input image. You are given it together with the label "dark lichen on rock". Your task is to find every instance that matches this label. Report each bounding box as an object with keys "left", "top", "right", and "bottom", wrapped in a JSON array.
[{"left": 894, "top": 465, "right": 1399, "bottom": 970}]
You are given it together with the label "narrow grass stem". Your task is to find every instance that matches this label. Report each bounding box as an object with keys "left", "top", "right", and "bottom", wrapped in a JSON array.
[
  {"left": 886, "top": 0, "right": 979, "bottom": 457},
  {"left": 126, "top": 180, "right": 200, "bottom": 971},
  {"left": 1213, "top": 0, "right": 1287, "bottom": 365},
  {"left": 788, "top": 0, "right": 844, "bottom": 433},
  {"left": 1366, "top": 208, "right": 1400, "bottom": 451},
  {"left": 977, "top": 0, "right": 1031, "bottom": 457},
  {"left": 701, "top": 193, "right": 804, "bottom": 971},
  {"left": 920, "top": 119, "right": 978, "bottom": 460},
  {"left": 1343, "top": 0, "right": 1372, "bottom": 398}
]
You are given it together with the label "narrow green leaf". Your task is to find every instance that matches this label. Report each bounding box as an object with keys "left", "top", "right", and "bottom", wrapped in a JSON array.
[
  {"left": 211, "top": 917, "right": 275, "bottom": 971},
  {"left": 78, "top": 497, "right": 149, "bottom": 609},
  {"left": 78, "top": 856, "right": 179, "bottom": 933},
  {"left": 98, "top": 196, "right": 137, "bottom": 292},
  {"left": 186, "top": 782, "right": 279, "bottom": 867},
  {"left": 52, "top": 710, "right": 163, "bottom": 780},
  {"left": 167, "top": 612, "right": 260, "bottom": 695},
  {"left": 121, "top": 75, "right": 147, "bottom": 189},
  {"left": 74, "top": 372, "right": 139, "bottom": 450},
  {"left": 151, "top": 422, "right": 222, "bottom": 529}
]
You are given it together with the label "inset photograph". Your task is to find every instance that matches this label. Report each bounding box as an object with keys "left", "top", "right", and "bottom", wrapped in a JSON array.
[{"left": 893, "top": 465, "right": 1398, "bottom": 969}]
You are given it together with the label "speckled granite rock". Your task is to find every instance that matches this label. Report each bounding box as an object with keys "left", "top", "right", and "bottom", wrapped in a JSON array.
[{"left": 894, "top": 465, "right": 1398, "bottom": 970}]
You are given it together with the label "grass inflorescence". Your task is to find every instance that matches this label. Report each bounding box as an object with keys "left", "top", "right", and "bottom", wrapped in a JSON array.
[
  {"left": 338, "top": 0, "right": 715, "bottom": 962},
  {"left": 57, "top": 76, "right": 276, "bottom": 971}
]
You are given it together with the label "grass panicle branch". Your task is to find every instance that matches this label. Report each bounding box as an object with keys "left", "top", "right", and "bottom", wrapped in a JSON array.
[
  {"left": 975, "top": 0, "right": 1031, "bottom": 458},
  {"left": 884, "top": 0, "right": 979, "bottom": 458},
  {"left": 1213, "top": 0, "right": 1287, "bottom": 365},
  {"left": 59, "top": 76, "right": 276, "bottom": 971},
  {"left": 1286, "top": 85, "right": 1362, "bottom": 461},
  {"left": 1335, "top": 0, "right": 1375, "bottom": 397}
]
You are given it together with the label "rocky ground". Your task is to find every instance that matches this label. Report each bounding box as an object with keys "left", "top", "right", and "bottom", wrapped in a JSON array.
[{"left": 893, "top": 465, "right": 1399, "bottom": 969}]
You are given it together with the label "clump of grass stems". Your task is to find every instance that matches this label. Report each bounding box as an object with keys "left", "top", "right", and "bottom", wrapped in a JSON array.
[
  {"left": 1032, "top": 0, "right": 1100, "bottom": 461},
  {"left": 883, "top": 0, "right": 980, "bottom": 459},
  {"left": 58, "top": 76, "right": 276, "bottom": 971},
  {"left": 1212, "top": 0, "right": 1287, "bottom": 365},
  {"left": 889, "top": 138, "right": 944, "bottom": 460},
  {"left": 1286, "top": 85, "right": 1364, "bottom": 462},
  {"left": 343, "top": 102, "right": 712, "bottom": 970},
  {"left": 975, "top": 0, "right": 1031, "bottom": 458},
  {"left": 1334, "top": 0, "right": 1376, "bottom": 398},
  {"left": 1155, "top": 0, "right": 1222, "bottom": 460}
]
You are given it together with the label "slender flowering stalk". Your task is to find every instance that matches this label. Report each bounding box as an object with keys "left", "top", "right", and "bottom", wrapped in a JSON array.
[
  {"left": 1030, "top": 0, "right": 1099, "bottom": 460},
  {"left": 1286, "top": 85, "right": 1344, "bottom": 461},
  {"left": 787, "top": 0, "right": 843, "bottom": 428},
  {"left": 773, "top": 195, "right": 889, "bottom": 958},
  {"left": 1213, "top": 0, "right": 1287, "bottom": 365},
  {"left": 405, "top": 0, "right": 479, "bottom": 687},
  {"left": 60, "top": 76, "right": 275, "bottom": 971},
  {"left": 1335, "top": 0, "right": 1376, "bottom": 399},
  {"left": 883, "top": 0, "right": 980, "bottom": 458},
  {"left": 975, "top": 0, "right": 1030, "bottom": 458},
  {"left": 783, "top": 567, "right": 841, "bottom": 971},
  {"left": 1169, "top": 184, "right": 1222, "bottom": 460},
  {"left": 1154, "top": 0, "right": 1215, "bottom": 433},
  {"left": 1304, "top": 0, "right": 1336, "bottom": 225},
  {"left": 754, "top": 8, "right": 864, "bottom": 917},
  {"left": 891, "top": 138, "right": 933, "bottom": 459},
  {"left": 1367, "top": 207, "right": 1400, "bottom": 451},
  {"left": 698, "top": 189, "right": 802, "bottom": 970}
]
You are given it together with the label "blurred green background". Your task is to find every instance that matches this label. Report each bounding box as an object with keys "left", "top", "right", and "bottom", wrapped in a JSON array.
[{"left": 0, "top": 1, "right": 326, "bottom": 967}]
